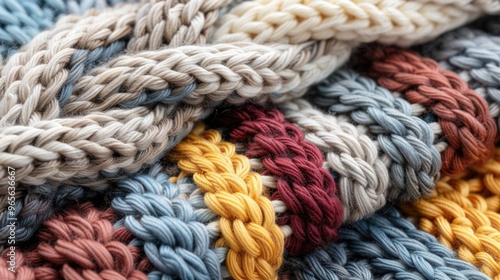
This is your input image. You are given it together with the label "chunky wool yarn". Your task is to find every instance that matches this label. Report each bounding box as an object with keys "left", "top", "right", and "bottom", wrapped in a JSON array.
[
  {"left": 313, "top": 69, "right": 441, "bottom": 202},
  {"left": 400, "top": 147, "right": 500, "bottom": 279},
  {"left": 419, "top": 26, "right": 500, "bottom": 134},
  {"left": 354, "top": 45, "right": 497, "bottom": 176},
  {"left": 168, "top": 124, "right": 284, "bottom": 280},
  {"left": 0, "top": 201, "right": 151, "bottom": 279},
  {"left": 279, "top": 98, "right": 389, "bottom": 221},
  {"left": 213, "top": 0, "right": 500, "bottom": 46},
  {"left": 111, "top": 163, "right": 222, "bottom": 280},
  {"left": 212, "top": 104, "right": 344, "bottom": 255},
  {"left": 282, "top": 206, "right": 490, "bottom": 280}
]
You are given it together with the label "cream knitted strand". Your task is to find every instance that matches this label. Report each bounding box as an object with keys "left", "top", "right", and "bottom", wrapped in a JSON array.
[
  {"left": 213, "top": 0, "right": 494, "bottom": 46},
  {"left": 279, "top": 99, "right": 389, "bottom": 222}
]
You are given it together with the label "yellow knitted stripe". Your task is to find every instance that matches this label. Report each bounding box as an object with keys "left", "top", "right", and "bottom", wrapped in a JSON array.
[
  {"left": 400, "top": 148, "right": 500, "bottom": 279},
  {"left": 168, "top": 124, "right": 284, "bottom": 280}
]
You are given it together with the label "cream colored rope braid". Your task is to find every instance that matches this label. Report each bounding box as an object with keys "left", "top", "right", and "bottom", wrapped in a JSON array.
[{"left": 213, "top": 0, "right": 498, "bottom": 46}]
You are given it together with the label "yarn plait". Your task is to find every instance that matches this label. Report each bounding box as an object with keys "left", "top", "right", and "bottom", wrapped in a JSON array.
[
  {"left": 214, "top": 104, "right": 343, "bottom": 255},
  {"left": 354, "top": 46, "right": 497, "bottom": 176},
  {"left": 169, "top": 125, "right": 284, "bottom": 280},
  {"left": 279, "top": 99, "right": 389, "bottom": 222}
]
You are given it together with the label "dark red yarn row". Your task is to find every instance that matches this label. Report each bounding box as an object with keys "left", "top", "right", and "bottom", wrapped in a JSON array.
[
  {"left": 215, "top": 105, "right": 344, "bottom": 256},
  {"left": 353, "top": 46, "right": 496, "bottom": 176}
]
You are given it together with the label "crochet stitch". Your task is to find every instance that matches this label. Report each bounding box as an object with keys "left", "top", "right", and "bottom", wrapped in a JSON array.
[
  {"left": 313, "top": 69, "right": 441, "bottom": 201},
  {"left": 279, "top": 98, "right": 389, "bottom": 221},
  {"left": 354, "top": 45, "right": 497, "bottom": 176},
  {"left": 400, "top": 147, "right": 500, "bottom": 279},
  {"left": 282, "top": 206, "right": 490, "bottom": 280},
  {"left": 213, "top": 104, "right": 343, "bottom": 255},
  {"left": 168, "top": 124, "right": 284, "bottom": 280}
]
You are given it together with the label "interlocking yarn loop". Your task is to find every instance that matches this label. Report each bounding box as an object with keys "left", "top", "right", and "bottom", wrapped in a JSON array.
[
  {"left": 354, "top": 46, "right": 497, "bottom": 176},
  {"left": 400, "top": 147, "right": 500, "bottom": 279},
  {"left": 169, "top": 124, "right": 284, "bottom": 280},
  {"left": 279, "top": 98, "right": 389, "bottom": 221}
]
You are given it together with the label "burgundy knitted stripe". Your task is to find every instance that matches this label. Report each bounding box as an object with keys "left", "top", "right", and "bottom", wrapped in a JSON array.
[
  {"left": 215, "top": 105, "right": 343, "bottom": 256},
  {"left": 353, "top": 45, "right": 497, "bottom": 176}
]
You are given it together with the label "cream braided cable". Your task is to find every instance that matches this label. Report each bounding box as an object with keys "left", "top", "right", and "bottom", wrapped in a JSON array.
[{"left": 213, "top": 0, "right": 494, "bottom": 46}]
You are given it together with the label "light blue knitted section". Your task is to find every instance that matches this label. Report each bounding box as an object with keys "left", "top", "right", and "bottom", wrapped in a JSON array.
[
  {"left": 111, "top": 164, "right": 222, "bottom": 280},
  {"left": 313, "top": 69, "right": 441, "bottom": 201},
  {"left": 419, "top": 26, "right": 500, "bottom": 132},
  {"left": 283, "top": 207, "right": 490, "bottom": 280}
]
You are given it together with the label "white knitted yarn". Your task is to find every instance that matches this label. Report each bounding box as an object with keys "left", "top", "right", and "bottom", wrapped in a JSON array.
[
  {"left": 213, "top": 0, "right": 493, "bottom": 46},
  {"left": 279, "top": 99, "right": 389, "bottom": 222}
]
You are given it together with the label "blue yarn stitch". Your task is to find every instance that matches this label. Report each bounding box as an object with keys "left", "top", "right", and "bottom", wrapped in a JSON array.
[
  {"left": 284, "top": 206, "right": 490, "bottom": 280},
  {"left": 313, "top": 69, "right": 441, "bottom": 201},
  {"left": 111, "top": 164, "right": 222, "bottom": 280}
]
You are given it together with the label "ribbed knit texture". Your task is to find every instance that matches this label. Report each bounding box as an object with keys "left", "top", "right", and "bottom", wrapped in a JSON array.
[
  {"left": 282, "top": 206, "right": 490, "bottom": 280},
  {"left": 354, "top": 45, "right": 497, "bottom": 176},
  {"left": 279, "top": 98, "right": 389, "bottom": 221},
  {"left": 313, "top": 69, "right": 441, "bottom": 202},
  {"left": 168, "top": 124, "right": 284, "bottom": 280},
  {"left": 401, "top": 147, "right": 500, "bottom": 279}
]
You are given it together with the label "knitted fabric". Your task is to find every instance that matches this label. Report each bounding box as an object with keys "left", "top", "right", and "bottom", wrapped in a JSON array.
[
  {"left": 313, "top": 69, "right": 441, "bottom": 202},
  {"left": 0, "top": 0, "right": 138, "bottom": 57},
  {"left": 354, "top": 45, "right": 497, "bottom": 176},
  {"left": 168, "top": 124, "right": 284, "bottom": 280},
  {"left": 282, "top": 206, "right": 490, "bottom": 280},
  {"left": 213, "top": 0, "right": 499, "bottom": 46},
  {"left": 0, "top": 201, "right": 151, "bottom": 279},
  {"left": 212, "top": 104, "right": 343, "bottom": 255},
  {"left": 279, "top": 98, "right": 389, "bottom": 221},
  {"left": 111, "top": 163, "right": 222, "bottom": 280},
  {"left": 400, "top": 147, "right": 500, "bottom": 279},
  {"left": 419, "top": 26, "right": 500, "bottom": 134}
]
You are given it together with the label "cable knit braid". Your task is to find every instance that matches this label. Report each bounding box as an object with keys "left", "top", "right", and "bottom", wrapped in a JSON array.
[
  {"left": 279, "top": 98, "right": 389, "bottom": 222},
  {"left": 213, "top": 0, "right": 498, "bottom": 46},
  {"left": 213, "top": 104, "right": 343, "bottom": 255},
  {"left": 400, "top": 147, "right": 500, "bottom": 279},
  {"left": 354, "top": 45, "right": 497, "bottom": 176},
  {"left": 313, "top": 69, "right": 441, "bottom": 201},
  {"left": 168, "top": 124, "right": 284, "bottom": 280},
  {"left": 0, "top": 184, "right": 102, "bottom": 245},
  {"left": 111, "top": 163, "right": 222, "bottom": 280},
  {"left": 419, "top": 27, "right": 500, "bottom": 135},
  {"left": 0, "top": 201, "right": 151, "bottom": 279},
  {"left": 282, "top": 206, "right": 490, "bottom": 280}
]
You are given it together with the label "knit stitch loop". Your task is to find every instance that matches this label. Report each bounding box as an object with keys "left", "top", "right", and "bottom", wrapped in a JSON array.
[
  {"left": 314, "top": 69, "right": 441, "bottom": 201},
  {"left": 169, "top": 125, "right": 284, "bottom": 280},
  {"left": 279, "top": 99, "right": 389, "bottom": 221},
  {"left": 354, "top": 46, "right": 497, "bottom": 176}
]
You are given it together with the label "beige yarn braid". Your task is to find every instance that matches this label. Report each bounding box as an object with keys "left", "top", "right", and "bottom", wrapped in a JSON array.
[{"left": 213, "top": 0, "right": 495, "bottom": 46}]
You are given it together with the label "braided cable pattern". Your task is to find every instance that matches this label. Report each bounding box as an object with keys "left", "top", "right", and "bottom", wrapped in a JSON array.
[
  {"left": 0, "top": 201, "right": 151, "bottom": 279},
  {"left": 214, "top": 105, "right": 343, "bottom": 255},
  {"left": 283, "top": 206, "right": 490, "bottom": 280},
  {"left": 355, "top": 46, "right": 497, "bottom": 176},
  {"left": 313, "top": 69, "right": 441, "bottom": 201},
  {"left": 169, "top": 124, "right": 284, "bottom": 280},
  {"left": 419, "top": 27, "right": 500, "bottom": 133},
  {"left": 213, "top": 0, "right": 492, "bottom": 46},
  {"left": 111, "top": 163, "right": 222, "bottom": 280},
  {"left": 279, "top": 98, "right": 389, "bottom": 221},
  {"left": 400, "top": 147, "right": 500, "bottom": 279}
]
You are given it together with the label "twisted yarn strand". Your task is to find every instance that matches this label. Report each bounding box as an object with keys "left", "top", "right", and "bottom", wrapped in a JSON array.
[
  {"left": 279, "top": 98, "right": 389, "bottom": 221},
  {"left": 283, "top": 206, "right": 490, "bottom": 280},
  {"left": 168, "top": 124, "right": 284, "bottom": 280},
  {"left": 214, "top": 104, "right": 343, "bottom": 255},
  {"left": 313, "top": 69, "right": 441, "bottom": 201},
  {"left": 354, "top": 46, "right": 497, "bottom": 176},
  {"left": 214, "top": 0, "right": 492, "bottom": 46},
  {"left": 400, "top": 147, "right": 500, "bottom": 279},
  {"left": 111, "top": 163, "right": 222, "bottom": 280}
]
